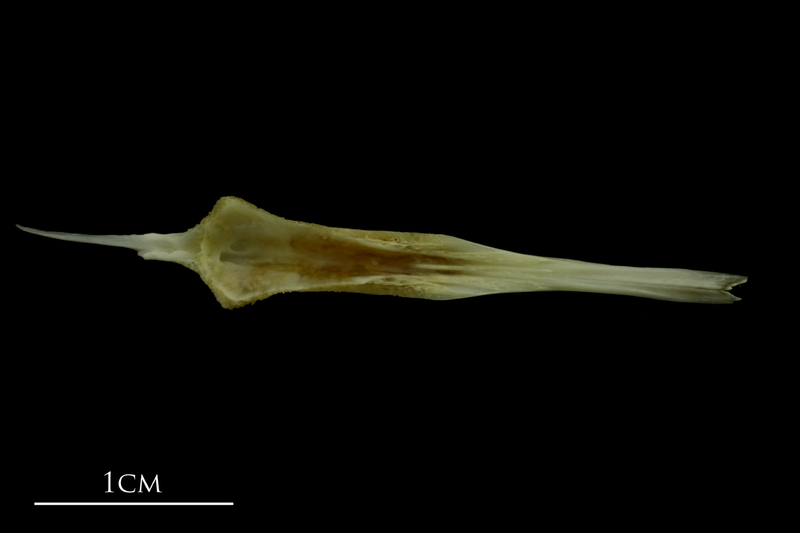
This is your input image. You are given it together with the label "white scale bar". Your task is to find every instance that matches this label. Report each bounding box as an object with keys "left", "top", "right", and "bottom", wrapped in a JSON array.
[{"left": 35, "top": 502, "right": 233, "bottom": 506}]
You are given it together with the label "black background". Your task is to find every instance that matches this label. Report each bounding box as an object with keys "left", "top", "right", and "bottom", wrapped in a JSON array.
[{"left": 10, "top": 4, "right": 768, "bottom": 527}]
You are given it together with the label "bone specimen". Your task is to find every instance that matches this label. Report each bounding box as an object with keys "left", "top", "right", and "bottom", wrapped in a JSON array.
[{"left": 16, "top": 196, "right": 746, "bottom": 309}]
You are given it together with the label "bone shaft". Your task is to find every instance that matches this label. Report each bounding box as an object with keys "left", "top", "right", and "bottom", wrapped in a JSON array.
[{"left": 443, "top": 255, "right": 746, "bottom": 303}]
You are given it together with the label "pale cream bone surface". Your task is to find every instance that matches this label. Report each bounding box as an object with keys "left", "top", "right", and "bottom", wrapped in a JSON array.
[{"left": 16, "top": 196, "right": 747, "bottom": 309}]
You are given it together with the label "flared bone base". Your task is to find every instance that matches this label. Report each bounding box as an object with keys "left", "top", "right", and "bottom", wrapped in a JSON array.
[{"left": 17, "top": 196, "right": 747, "bottom": 309}]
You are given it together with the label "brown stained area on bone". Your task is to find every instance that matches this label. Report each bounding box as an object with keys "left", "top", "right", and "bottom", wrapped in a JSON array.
[
  {"left": 285, "top": 232, "right": 467, "bottom": 280},
  {"left": 203, "top": 197, "right": 478, "bottom": 302},
  {"left": 213, "top": 230, "right": 473, "bottom": 301}
]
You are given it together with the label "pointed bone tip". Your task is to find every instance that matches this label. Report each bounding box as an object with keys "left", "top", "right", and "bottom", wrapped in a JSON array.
[
  {"left": 16, "top": 224, "right": 66, "bottom": 239},
  {"left": 728, "top": 275, "right": 747, "bottom": 291},
  {"left": 724, "top": 275, "right": 746, "bottom": 303},
  {"left": 16, "top": 224, "right": 45, "bottom": 236}
]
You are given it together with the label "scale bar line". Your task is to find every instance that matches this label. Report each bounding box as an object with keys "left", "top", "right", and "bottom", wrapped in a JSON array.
[{"left": 35, "top": 502, "right": 233, "bottom": 506}]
